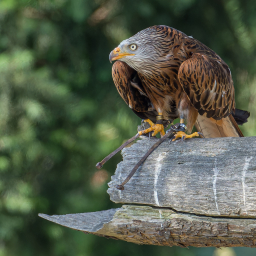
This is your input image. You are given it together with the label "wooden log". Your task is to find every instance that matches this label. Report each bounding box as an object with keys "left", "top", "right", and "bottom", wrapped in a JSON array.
[
  {"left": 39, "top": 205, "right": 256, "bottom": 247},
  {"left": 39, "top": 136, "right": 256, "bottom": 247},
  {"left": 108, "top": 137, "right": 256, "bottom": 217}
]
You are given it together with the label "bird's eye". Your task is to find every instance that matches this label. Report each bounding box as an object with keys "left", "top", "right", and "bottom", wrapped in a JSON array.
[{"left": 129, "top": 44, "right": 137, "bottom": 51}]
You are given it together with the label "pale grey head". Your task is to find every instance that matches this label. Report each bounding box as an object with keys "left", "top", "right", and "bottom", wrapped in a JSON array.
[{"left": 109, "top": 26, "right": 171, "bottom": 76}]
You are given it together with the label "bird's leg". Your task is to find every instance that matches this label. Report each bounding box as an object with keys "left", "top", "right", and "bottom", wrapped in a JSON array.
[
  {"left": 172, "top": 116, "right": 201, "bottom": 141},
  {"left": 138, "top": 114, "right": 165, "bottom": 137}
]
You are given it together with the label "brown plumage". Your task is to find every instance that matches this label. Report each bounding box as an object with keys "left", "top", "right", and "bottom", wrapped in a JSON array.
[{"left": 109, "top": 25, "right": 249, "bottom": 138}]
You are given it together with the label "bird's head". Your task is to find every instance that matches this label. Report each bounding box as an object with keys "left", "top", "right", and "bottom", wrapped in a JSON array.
[{"left": 109, "top": 26, "right": 171, "bottom": 76}]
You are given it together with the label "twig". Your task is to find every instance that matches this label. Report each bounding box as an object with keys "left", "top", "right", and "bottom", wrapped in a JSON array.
[
  {"left": 96, "top": 133, "right": 140, "bottom": 169},
  {"left": 116, "top": 129, "right": 175, "bottom": 190}
]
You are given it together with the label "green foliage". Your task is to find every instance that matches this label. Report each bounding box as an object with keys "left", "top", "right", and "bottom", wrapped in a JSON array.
[{"left": 0, "top": 0, "right": 256, "bottom": 255}]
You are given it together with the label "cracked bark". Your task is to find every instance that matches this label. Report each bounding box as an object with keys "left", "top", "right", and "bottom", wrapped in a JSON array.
[{"left": 39, "top": 136, "right": 256, "bottom": 247}]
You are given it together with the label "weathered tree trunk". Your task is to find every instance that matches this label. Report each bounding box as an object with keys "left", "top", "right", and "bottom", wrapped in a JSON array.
[{"left": 39, "top": 137, "right": 256, "bottom": 247}]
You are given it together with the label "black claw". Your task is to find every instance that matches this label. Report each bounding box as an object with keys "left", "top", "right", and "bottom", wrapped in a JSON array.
[{"left": 198, "top": 132, "right": 205, "bottom": 138}]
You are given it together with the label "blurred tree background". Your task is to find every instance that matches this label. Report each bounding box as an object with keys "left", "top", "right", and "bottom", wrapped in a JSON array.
[{"left": 0, "top": 0, "right": 256, "bottom": 255}]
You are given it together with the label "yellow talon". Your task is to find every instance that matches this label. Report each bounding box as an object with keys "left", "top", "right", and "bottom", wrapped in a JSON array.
[
  {"left": 138, "top": 119, "right": 165, "bottom": 137},
  {"left": 172, "top": 131, "right": 200, "bottom": 141},
  {"left": 143, "top": 119, "right": 154, "bottom": 127}
]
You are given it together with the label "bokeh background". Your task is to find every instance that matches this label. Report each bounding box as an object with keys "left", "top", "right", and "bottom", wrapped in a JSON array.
[{"left": 1, "top": 0, "right": 256, "bottom": 255}]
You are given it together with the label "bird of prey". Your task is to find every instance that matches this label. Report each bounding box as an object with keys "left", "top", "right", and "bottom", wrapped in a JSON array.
[{"left": 109, "top": 25, "right": 249, "bottom": 139}]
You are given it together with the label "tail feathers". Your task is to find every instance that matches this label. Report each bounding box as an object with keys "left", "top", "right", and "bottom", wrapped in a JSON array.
[
  {"left": 195, "top": 114, "right": 243, "bottom": 138},
  {"left": 232, "top": 109, "right": 250, "bottom": 125},
  {"left": 228, "top": 115, "right": 244, "bottom": 137}
]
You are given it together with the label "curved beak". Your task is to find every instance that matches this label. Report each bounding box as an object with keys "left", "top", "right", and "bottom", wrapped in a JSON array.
[{"left": 109, "top": 47, "right": 135, "bottom": 63}]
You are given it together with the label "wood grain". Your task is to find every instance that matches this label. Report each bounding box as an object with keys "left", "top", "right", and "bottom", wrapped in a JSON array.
[
  {"left": 39, "top": 205, "right": 256, "bottom": 247},
  {"left": 108, "top": 137, "right": 256, "bottom": 217}
]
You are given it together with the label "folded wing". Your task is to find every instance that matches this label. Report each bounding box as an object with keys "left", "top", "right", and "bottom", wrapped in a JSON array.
[
  {"left": 178, "top": 53, "right": 235, "bottom": 120},
  {"left": 112, "top": 61, "right": 159, "bottom": 122}
]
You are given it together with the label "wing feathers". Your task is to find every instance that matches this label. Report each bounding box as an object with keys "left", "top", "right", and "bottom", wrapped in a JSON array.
[
  {"left": 178, "top": 53, "right": 235, "bottom": 120},
  {"left": 112, "top": 61, "right": 159, "bottom": 122}
]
